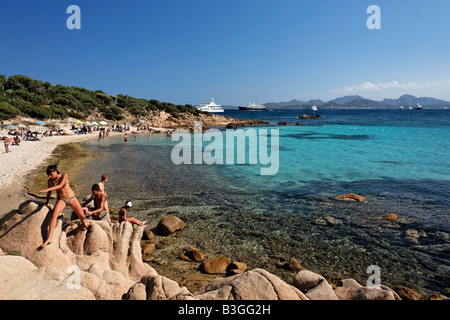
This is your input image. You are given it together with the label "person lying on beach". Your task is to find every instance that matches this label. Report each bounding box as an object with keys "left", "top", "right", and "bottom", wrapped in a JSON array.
[
  {"left": 118, "top": 201, "right": 147, "bottom": 227},
  {"left": 38, "top": 165, "right": 90, "bottom": 250},
  {"left": 81, "top": 184, "right": 108, "bottom": 221}
]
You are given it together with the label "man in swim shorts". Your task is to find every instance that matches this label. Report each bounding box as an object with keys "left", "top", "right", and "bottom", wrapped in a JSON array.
[{"left": 82, "top": 184, "right": 107, "bottom": 220}]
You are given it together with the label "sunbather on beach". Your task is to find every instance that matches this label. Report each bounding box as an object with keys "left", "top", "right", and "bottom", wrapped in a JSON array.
[
  {"left": 118, "top": 201, "right": 147, "bottom": 227},
  {"left": 81, "top": 184, "right": 107, "bottom": 221},
  {"left": 38, "top": 165, "right": 90, "bottom": 249}
]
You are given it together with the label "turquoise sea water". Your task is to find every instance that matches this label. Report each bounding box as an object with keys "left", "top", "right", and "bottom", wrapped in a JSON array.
[{"left": 76, "top": 109, "right": 450, "bottom": 296}]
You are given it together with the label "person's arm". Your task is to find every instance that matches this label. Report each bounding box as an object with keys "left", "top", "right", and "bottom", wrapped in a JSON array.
[{"left": 81, "top": 193, "right": 94, "bottom": 207}]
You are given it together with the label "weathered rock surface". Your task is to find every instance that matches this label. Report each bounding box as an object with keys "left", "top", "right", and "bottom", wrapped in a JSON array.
[
  {"left": 334, "top": 278, "right": 401, "bottom": 300},
  {"left": 0, "top": 200, "right": 152, "bottom": 299},
  {"left": 293, "top": 270, "right": 339, "bottom": 300},
  {"left": 0, "top": 255, "right": 95, "bottom": 300},
  {"left": 194, "top": 269, "right": 309, "bottom": 300}
]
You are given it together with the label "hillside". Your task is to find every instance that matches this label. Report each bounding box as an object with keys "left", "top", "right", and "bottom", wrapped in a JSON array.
[
  {"left": 265, "top": 94, "right": 450, "bottom": 109},
  {"left": 0, "top": 74, "right": 207, "bottom": 121}
]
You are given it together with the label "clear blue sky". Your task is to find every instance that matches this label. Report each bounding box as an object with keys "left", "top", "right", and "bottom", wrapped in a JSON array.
[{"left": 1, "top": 0, "right": 450, "bottom": 105}]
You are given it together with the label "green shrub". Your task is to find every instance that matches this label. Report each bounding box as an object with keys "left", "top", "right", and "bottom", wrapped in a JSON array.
[{"left": 0, "top": 101, "right": 21, "bottom": 120}]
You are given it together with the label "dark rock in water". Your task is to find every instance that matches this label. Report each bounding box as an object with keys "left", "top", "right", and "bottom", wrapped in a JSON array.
[
  {"left": 298, "top": 114, "right": 323, "bottom": 119},
  {"left": 334, "top": 193, "right": 366, "bottom": 202},
  {"left": 157, "top": 214, "right": 186, "bottom": 236},
  {"left": 395, "top": 286, "right": 422, "bottom": 300},
  {"left": 200, "top": 256, "right": 230, "bottom": 274},
  {"left": 184, "top": 247, "right": 206, "bottom": 262}
]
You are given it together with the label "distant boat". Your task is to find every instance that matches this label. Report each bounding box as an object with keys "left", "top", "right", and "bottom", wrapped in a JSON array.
[
  {"left": 415, "top": 103, "right": 423, "bottom": 110},
  {"left": 238, "top": 102, "right": 266, "bottom": 111},
  {"left": 311, "top": 105, "right": 318, "bottom": 112},
  {"left": 196, "top": 98, "right": 224, "bottom": 113},
  {"left": 398, "top": 104, "right": 404, "bottom": 111}
]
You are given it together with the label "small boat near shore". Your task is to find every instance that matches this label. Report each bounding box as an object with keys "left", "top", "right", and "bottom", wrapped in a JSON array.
[{"left": 238, "top": 102, "right": 266, "bottom": 111}]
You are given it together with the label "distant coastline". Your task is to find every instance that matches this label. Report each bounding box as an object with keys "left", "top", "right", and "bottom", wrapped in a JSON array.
[{"left": 221, "top": 94, "right": 450, "bottom": 110}]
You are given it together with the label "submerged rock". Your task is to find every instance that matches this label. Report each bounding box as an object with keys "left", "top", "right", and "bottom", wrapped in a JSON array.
[
  {"left": 334, "top": 193, "right": 366, "bottom": 202},
  {"left": 157, "top": 214, "right": 186, "bottom": 236}
]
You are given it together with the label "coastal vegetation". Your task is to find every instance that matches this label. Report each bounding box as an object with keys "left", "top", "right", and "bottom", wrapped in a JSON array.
[{"left": 0, "top": 74, "right": 205, "bottom": 121}]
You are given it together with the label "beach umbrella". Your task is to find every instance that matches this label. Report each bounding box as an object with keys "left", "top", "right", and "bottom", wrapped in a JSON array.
[
  {"left": 90, "top": 121, "right": 98, "bottom": 126},
  {"left": 139, "top": 120, "right": 145, "bottom": 123},
  {"left": 36, "top": 121, "right": 46, "bottom": 125},
  {"left": 16, "top": 124, "right": 28, "bottom": 129},
  {"left": 4, "top": 125, "right": 17, "bottom": 130},
  {"left": 76, "top": 121, "right": 84, "bottom": 124},
  {"left": 99, "top": 121, "right": 109, "bottom": 125}
]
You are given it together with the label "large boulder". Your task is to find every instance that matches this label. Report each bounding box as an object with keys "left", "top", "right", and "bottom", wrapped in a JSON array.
[
  {"left": 156, "top": 214, "right": 186, "bottom": 236},
  {"left": 194, "top": 269, "right": 309, "bottom": 300},
  {"left": 0, "top": 255, "right": 95, "bottom": 300},
  {"left": 293, "top": 270, "right": 339, "bottom": 300},
  {"left": 334, "top": 278, "right": 401, "bottom": 300},
  {"left": 0, "top": 200, "right": 153, "bottom": 299},
  {"left": 200, "top": 256, "right": 231, "bottom": 274},
  {"left": 0, "top": 200, "right": 73, "bottom": 270}
]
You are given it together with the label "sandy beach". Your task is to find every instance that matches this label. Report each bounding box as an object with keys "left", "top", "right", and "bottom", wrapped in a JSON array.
[{"left": 0, "top": 120, "right": 121, "bottom": 214}]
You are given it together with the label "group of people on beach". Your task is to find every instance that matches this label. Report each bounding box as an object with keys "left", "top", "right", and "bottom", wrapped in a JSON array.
[{"left": 37, "top": 164, "right": 147, "bottom": 250}]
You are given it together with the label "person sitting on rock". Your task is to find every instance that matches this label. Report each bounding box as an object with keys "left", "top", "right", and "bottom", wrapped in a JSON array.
[
  {"left": 118, "top": 201, "right": 147, "bottom": 227},
  {"left": 81, "top": 184, "right": 107, "bottom": 220}
]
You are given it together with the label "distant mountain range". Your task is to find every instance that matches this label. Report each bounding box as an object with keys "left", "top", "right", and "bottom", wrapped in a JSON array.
[{"left": 261, "top": 94, "right": 450, "bottom": 109}]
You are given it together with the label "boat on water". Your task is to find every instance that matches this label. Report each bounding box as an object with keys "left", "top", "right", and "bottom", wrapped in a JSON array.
[
  {"left": 238, "top": 102, "right": 266, "bottom": 111},
  {"left": 398, "top": 104, "right": 404, "bottom": 111},
  {"left": 311, "top": 105, "right": 318, "bottom": 112},
  {"left": 196, "top": 98, "right": 224, "bottom": 113},
  {"left": 415, "top": 103, "right": 423, "bottom": 110}
]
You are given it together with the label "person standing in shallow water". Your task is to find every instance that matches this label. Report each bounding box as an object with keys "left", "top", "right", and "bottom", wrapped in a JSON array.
[{"left": 38, "top": 165, "right": 90, "bottom": 249}]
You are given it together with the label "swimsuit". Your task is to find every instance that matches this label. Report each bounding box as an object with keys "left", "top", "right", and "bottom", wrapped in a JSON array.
[
  {"left": 58, "top": 196, "right": 74, "bottom": 205},
  {"left": 55, "top": 176, "right": 74, "bottom": 205}
]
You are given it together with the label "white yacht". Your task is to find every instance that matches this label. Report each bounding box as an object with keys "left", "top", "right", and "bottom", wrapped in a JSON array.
[
  {"left": 239, "top": 102, "right": 266, "bottom": 111},
  {"left": 196, "top": 98, "right": 224, "bottom": 113},
  {"left": 415, "top": 103, "right": 423, "bottom": 110},
  {"left": 398, "top": 104, "right": 404, "bottom": 111},
  {"left": 311, "top": 105, "right": 318, "bottom": 112}
]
